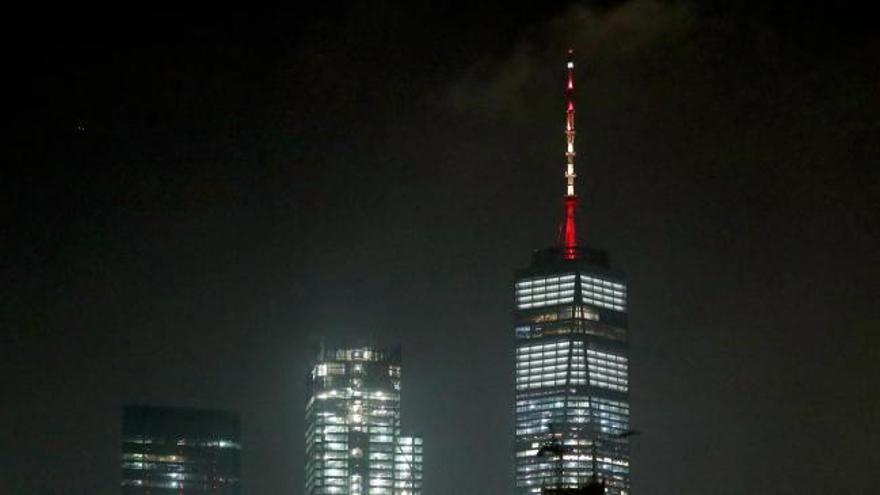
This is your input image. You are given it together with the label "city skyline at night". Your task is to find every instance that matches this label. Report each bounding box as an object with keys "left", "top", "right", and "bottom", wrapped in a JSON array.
[{"left": 4, "top": 2, "right": 878, "bottom": 494}]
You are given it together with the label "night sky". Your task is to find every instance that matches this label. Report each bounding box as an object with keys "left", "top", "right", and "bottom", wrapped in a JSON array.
[{"left": 4, "top": 2, "right": 879, "bottom": 494}]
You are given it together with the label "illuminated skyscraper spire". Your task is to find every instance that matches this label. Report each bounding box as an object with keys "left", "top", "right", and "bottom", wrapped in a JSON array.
[
  {"left": 513, "top": 50, "right": 631, "bottom": 495},
  {"left": 560, "top": 49, "right": 580, "bottom": 260}
]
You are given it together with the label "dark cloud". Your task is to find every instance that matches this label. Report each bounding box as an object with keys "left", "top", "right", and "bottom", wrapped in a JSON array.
[{"left": 447, "top": 0, "right": 698, "bottom": 119}]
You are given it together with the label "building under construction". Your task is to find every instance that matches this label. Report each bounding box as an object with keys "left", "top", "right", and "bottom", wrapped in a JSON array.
[{"left": 305, "top": 345, "right": 423, "bottom": 495}]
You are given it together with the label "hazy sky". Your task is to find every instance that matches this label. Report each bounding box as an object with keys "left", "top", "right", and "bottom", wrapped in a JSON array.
[{"left": 4, "top": 2, "right": 879, "bottom": 494}]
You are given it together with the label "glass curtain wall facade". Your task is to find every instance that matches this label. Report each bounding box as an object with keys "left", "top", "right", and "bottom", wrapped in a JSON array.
[
  {"left": 306, "top": 346, "right": 423, "bottom": 495},
  {"left": 121, "top": 405, "right": 241, "bottom": 494},
  {"left": 514, "top": 248, "right": 631, "bottom": 495}
]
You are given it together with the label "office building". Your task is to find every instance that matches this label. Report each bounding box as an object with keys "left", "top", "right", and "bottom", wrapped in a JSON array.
[
  {"left": 514, "top": 51, "right": 632, "bottom": 495},
  {"left": 306, "top": 346, "right": 423, "bottom": 495},
  {"left": 121, "top": 405, "right": 241, "bottom": 494}
]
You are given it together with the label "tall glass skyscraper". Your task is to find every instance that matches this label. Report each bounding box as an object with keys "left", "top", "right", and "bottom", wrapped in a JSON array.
[
  {"left": 514, "top": 249, "right": 631, "bottom": 494},
  {"left": 305, "top": 346, "right": 423, "bottom": 495},
  {"left": 513, "top": 51, "right": 631, "bottom": 494}
]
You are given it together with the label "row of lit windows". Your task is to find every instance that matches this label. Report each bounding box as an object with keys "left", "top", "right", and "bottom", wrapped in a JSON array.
[
  {"left": 516, "top": 340, "right": 575, "bottom": 353},
  {"left": 120, "top": 453, "right": 193, "bottom": 463},
  {"left": 516, "top": 380, "right": 583, "bottom": 390},
  {"left": 515, "top": 398, "right": 629, "bottom": 433},
  {"left": 308, "top": 414, "right": 399, "bottom": 428},
  {"left": 587, "top": 349, "right": 626, "bottom": 363},
  {"left": 516, "top": 414, "right": 613, "bottom": 431},
  {"left": 582, "top": 288, "right": 624, "bottom": 303},
  {"left": 518, "top": 289, "right": 576, "bottom": 302},
  {"left": 581, "top": 274, "right": 626, "bottom": 312},
  {"left": 315, "top": 389, "right": 400, "bottom": 401},
  {"left": 314, "top": 362, "right": 403, "bottom": 379},
  {"left": 517, "top": 342, "right": 584, "bottom": 390},
  {"left": 516, "top": 354, "right": 583, "bottom": 364},
  {"left": 516, "top": 274, "right": 576, "bottom": 289},
  {"left": 586, "top": 349, "right": 628, "bottom": 392},
  {"left": 517, "top": 408, "right": 589, "bottom": 425},
  {"left": 313, "top": 410, "right": 398, "bottom": 421},
  {"left": 122, "top": 438, "right": 239, "bottom": 449},
  {"left": 314, "top": 451, "right": 415, "bottom": 464},
  {"left": 517, "top": 458, "right": 629, "bottom": 472},
  {"left": 582, "top": 297, "right": 625, "bottom": 312},
  {"left": 517, "top": 322, "right": 629, "bottom": 345},
  {"left": 307, "top": 428, "right": 423, "bottom": 495},
  {"left": 122, "top": 479, "right": 237, "bottom": 489},
  {"left": 311, "top": 470, "right": 396, "bottom": 478},
  {"left": 516, "top": 275, "right": 577, "bottom": 310},
  {"left": 580, "top": 275, "right": 625, "bottom": 291},
  {"left": 516, "top": 357, "right": 574, "bottom": 368},
  {"left": 516, "top": 457, "right": 629, "bottom": 473},
  {"left": 516, "top": 361, "right": 584, "bottom": 372},
  {"left": 314, "top": 433, "right": 395, "bottom": 443},
  {"left": 517, "top": 297, "right": 576, "bottom": 310},
  {"left": 312, "top": 434, "right": 396, "bottom": 444},
  {"left": 314, "top": 363, "right": 346, "bottom": 378},
  {"left": 516, "top": 350, "right": 584, "bottom": 368},
  {"left": 517, "top": 351, "right": 584, "bottom": 361},
  {"left": 516, "top": 379, "right": 626, "bottom": 392},
  {"left": 516, "top": 467, "right": 630, "bottom": 484},
  {"left": 515, "top": 273, "right": 626, "bottom": 312},
  {"left": 331, "top": 348, "right": 387, "bottom": 362},
  {"left": 317, "top": 478, "right": 398, "bottom": 486},
  {"left": 516, "top": 398, "right": 569, "bottom": 412},
  {"left": 121, "top": 465, "right": 230, "bottom": 478},
  {"left": 516, "top": 350, "right": 572, "bottom": 361},
  {"left": 517, "top": 373, "right": 580, "bottom": 383},
  {"left": 516, "top": 366, "right": 585, "bottom": 377},
  {"left": 518, "top": 340, "right": 572, "bottom": 350},
  {"left": 521, "top": 436, "right": 628, "bottom": 451},
  {"left": 588, "top": 376, "right": 627, "bottom": 392},
  {"left": 516, "top": 368, "right": 585, "bottom": 380},
  {"left": 311, "top": 409, "right": 399, "bottom": 418},
  {"left": 517, "top": 280, "right": 576, "bottom": 295},
  {"left": 397, "top": 436, "right": 423, "bottom": 446},
  {"left": 517, "top": 355, "right": 586, "bottom": 365},
  {"left": 516, "top": 368, "right": 583, "bottom": 379},
  {"left": 516, "top": 287, "right": 576, "bottom": 300},
  {"left": 581, "top": 283, "right": 625, "bottom": 297},
  {"left": 312, "top": 476, "right": 421, "bottom": 488},
  {"left": 594, "top": 398, "right": 629, "bottom": 415},
  {"left": 313, "top": 425, "right": 396, "bottom": 434}
]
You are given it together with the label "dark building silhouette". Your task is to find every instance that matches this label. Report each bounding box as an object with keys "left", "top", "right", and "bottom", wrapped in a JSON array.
[
  {"left": 121, "top": 405, "right": 241, "bottom": 494},
  {"left": 542, "top": 484, "right": 606, "bottom": 495}
]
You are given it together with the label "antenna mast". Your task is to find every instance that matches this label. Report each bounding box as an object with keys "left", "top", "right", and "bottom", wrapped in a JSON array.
[{"left": 560, "top": 49, "right": 580, "bottom": 260}]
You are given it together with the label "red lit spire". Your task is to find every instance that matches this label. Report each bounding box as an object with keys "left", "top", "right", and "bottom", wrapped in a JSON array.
[{"left": 560, "top": 49, "right": 580, "bottom": 260}]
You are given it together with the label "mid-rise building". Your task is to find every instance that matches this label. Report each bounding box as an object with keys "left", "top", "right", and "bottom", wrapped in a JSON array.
[
  {"left": 306, "top": 346, "right": 423, "bottom": 495},
  {"left": 513, "top": 51, "right": 632, "bottom": 495},
  {"left": 121, "top": 405, "right": 241, "bottom": 494}
]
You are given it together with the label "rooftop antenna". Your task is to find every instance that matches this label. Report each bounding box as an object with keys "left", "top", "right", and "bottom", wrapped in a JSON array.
[{"left": 559, "top": 49, "right": 580, "bottom": 260}]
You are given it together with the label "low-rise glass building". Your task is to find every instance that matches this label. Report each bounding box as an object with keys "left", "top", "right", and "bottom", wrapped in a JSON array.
[{"left": 121, "top": 405, "right": 241, "bottom": 494}]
